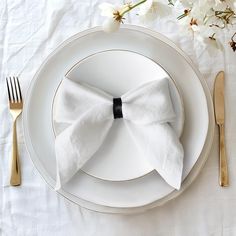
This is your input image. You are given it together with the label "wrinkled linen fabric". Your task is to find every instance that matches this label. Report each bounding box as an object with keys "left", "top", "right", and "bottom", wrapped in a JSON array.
[
  {"left": 0, "top": 0, "right": 236, "bottom": 235},
  {"left": 54, "top": 78, "right": 183, "bottom": 190}
]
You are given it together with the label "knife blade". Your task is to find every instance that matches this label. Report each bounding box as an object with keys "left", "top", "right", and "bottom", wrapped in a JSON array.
[
  {"left": 214, "top": 71, "right": 229, "bottom": 187},
  {"left": 214, "top": 71, "right": 225, "bottom": 125}
]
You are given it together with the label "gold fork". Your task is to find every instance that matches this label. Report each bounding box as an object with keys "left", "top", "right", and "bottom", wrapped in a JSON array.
[{"left": 6, "top": 76, "right": 23, "bottom": 186}]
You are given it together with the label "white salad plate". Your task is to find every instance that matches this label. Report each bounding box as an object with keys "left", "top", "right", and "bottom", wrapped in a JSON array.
[
  {"left": 52, "top": 50, "right": 185, "bottom": 182},
  {"left": 23, "top": 25, "right": 214, "bottom": 214}
]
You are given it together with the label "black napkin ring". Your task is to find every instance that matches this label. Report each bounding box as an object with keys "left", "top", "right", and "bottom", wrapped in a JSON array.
[{"left": 113, "top": 98, "right": 123, "bottom": 119}]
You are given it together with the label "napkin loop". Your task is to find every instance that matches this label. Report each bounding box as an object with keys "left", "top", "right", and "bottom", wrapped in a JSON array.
[{"left": 113, "top": 97, "right": 123, "bottom": 119}]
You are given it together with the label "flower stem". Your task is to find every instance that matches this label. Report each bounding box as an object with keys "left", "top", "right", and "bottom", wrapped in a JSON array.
[
  {"left": 177, "top": 9, "right": 191, "bottom": 20},
  {"left": 120, "top": 0, "right": 147, "bottom": 16}
]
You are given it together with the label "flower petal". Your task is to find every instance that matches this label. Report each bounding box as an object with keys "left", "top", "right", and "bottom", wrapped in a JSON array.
[
  {"left": 99, "top": 2, "right": 116, "bottom": 17},
  {"left": 103, "top": 18, "right": 121, "bottom": 33},
  {"left": 138, "top": 0, "right": 154, "bottom": 16}
]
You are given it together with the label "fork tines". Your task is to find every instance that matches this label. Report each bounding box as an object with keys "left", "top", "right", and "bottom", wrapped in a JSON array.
[{"left": 6, "top": 77, "right": 22, "bottom": 103}]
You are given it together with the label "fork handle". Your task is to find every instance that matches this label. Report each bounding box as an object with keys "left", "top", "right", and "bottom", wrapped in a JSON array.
[
  {"left": 10, "top": 120, "right": 21, "bottom": 186},
  {"left": 219, "top": 124, "right": 229, "bottom": 187}
]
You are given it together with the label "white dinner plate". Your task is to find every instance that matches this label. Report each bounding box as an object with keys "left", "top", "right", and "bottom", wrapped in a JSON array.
[
  {"left": 23, "top": 25, "right": 214, "bottom": 214},
  {"left": 52, "top": 50, "right": 185, "bottom": 182}
]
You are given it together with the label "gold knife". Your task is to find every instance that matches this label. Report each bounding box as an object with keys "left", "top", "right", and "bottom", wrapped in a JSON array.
[{"left": 214, "top": 71, "right": 229, "bottom": 187}]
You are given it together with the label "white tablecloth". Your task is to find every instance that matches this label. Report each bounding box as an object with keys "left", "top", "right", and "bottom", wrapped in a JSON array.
[{"left": 1, "top": 1, "right": 236, "bottom": 235}]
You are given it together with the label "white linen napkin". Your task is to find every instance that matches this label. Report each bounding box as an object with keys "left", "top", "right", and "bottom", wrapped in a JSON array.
[{"left": 54, "top": 77, "right": 184, "bottom": 190}]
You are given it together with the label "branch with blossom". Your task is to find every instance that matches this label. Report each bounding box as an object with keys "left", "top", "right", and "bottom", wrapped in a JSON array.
[{"left": 99, "top": 0, "right": 236, "bottom": 52}]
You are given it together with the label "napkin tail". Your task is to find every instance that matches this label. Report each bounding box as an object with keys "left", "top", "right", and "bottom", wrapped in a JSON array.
[
  {"left": 124, "top": 121, "right": 184, "bottom": 190},
  {"left": 55, "top": 107, "right": 113, "bottom": 189}
]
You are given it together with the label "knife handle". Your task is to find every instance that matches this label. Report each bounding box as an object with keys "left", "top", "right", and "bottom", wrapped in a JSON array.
[{"left": 219, "top": 124, "right": 229, "bottom": 187}]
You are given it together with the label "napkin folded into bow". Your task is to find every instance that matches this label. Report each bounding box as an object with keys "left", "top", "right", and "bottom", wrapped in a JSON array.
[{"left": 54, "top": 78, "right": 184, "bottom": 190}]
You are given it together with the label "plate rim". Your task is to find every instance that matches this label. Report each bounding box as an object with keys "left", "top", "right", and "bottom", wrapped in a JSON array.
[{"left": 23, "top": 24, "right": 214, "bottom": 214}]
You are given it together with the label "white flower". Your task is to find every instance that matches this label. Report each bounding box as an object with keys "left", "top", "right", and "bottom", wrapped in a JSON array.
[
  {"left": 179, "top": 0, "right": 193, "bottom": 8},
  {"left": 191, "top": 1, "right": 213, "bottom": 19},
  {"left": 99, "top": 3, "right": 124, "bottom": 33},
  {"left": 138, "top": 0, "right": 171, "bottom": 21},
  {"left": 195, "top": 25, "right": 214, "bottom": 41},
  {"left": 201, "top": 37, "right": 223, "bottom": 55},
  {"left": 138, "top": 0, "right": 155, "bottom": 16},
  {"left": 99, "top": 3, "right": 117, "bottom": 17},
  {"left": 102, "top": 17, "right": 121, "bottom": 33},
  {"left": 194, "top": 24, "right": 223, "bottom": 55},
  {"left": 179, "top": 14, "right": 200, "bottom": 33}
]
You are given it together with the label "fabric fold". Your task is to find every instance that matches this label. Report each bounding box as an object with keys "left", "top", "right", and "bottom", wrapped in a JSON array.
[{"left": 54, "top": 77, "right": 184, "bottom": 190}]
